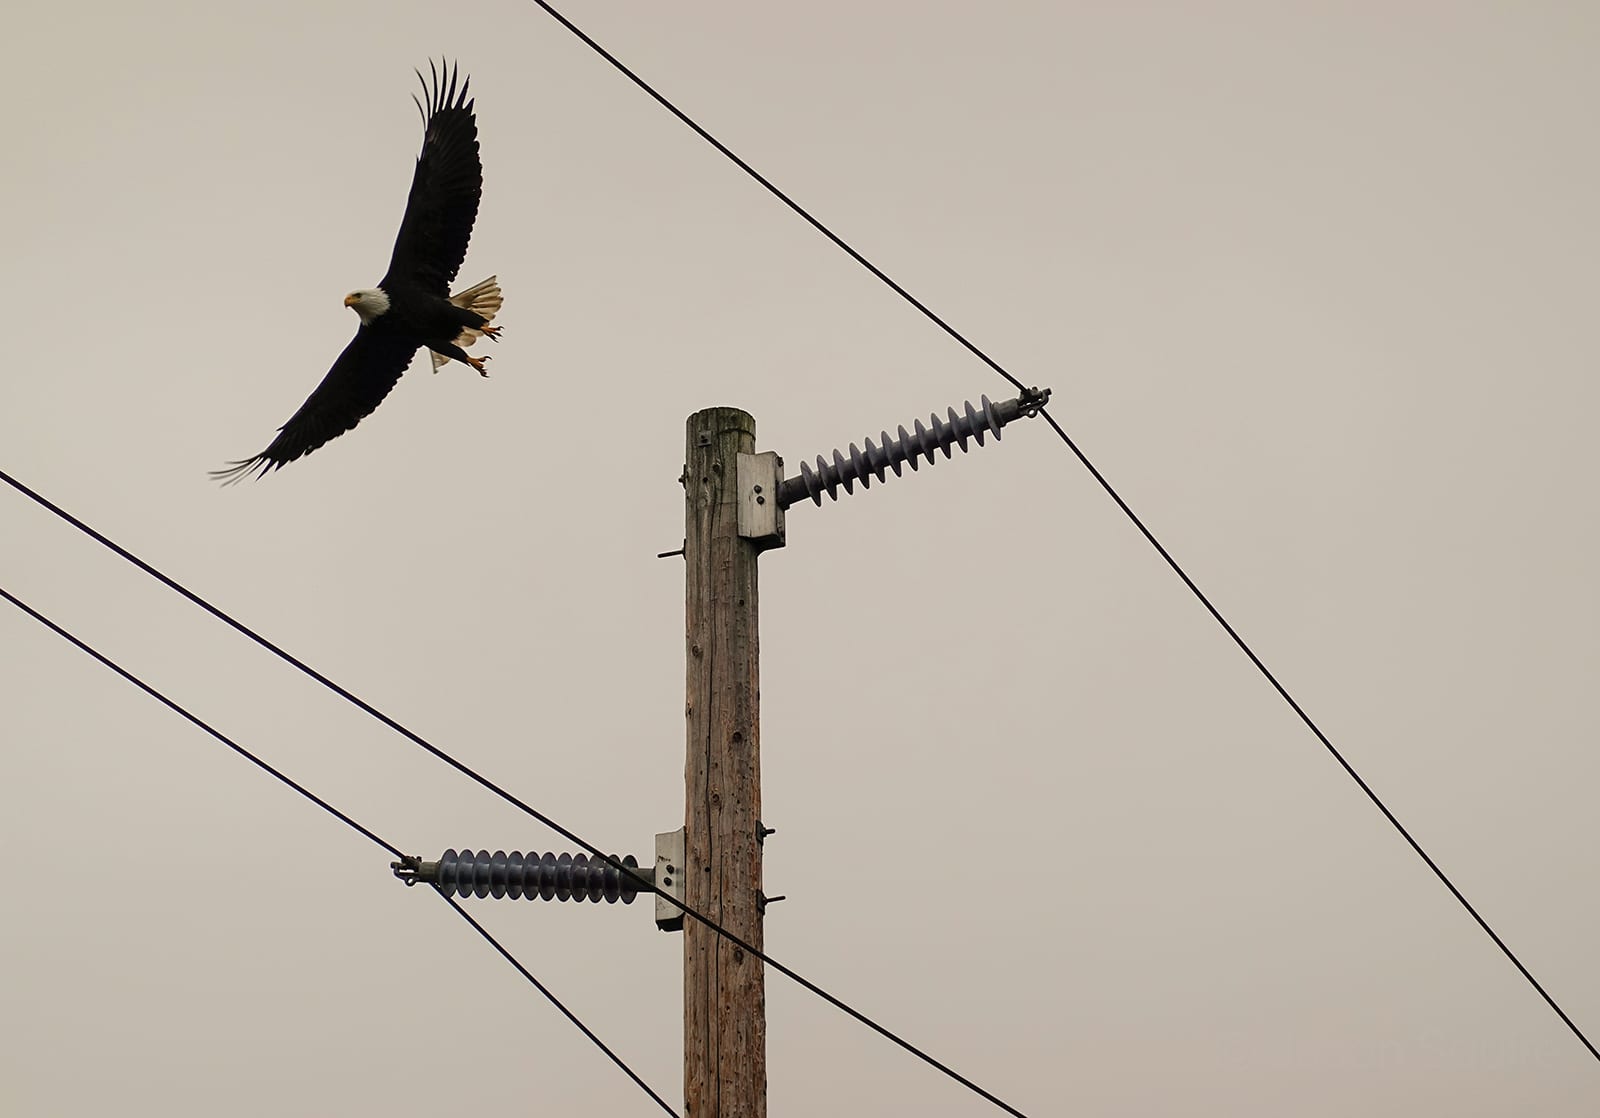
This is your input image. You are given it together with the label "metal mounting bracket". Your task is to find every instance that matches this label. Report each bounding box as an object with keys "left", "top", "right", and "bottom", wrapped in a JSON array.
[
  {"left": 655, "top": 827, "right": 687, "bottom": 932},
  {"left": 736, "top": 451, "right": 786, "bottom": 552}
]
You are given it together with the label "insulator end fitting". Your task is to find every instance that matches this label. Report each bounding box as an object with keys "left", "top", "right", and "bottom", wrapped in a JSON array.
[
  {"left": 415, "top": 850, "right": 646, "bottom": 904},
  {"left": 777, "top": 387, "right": 1051, "bottom": 509}
]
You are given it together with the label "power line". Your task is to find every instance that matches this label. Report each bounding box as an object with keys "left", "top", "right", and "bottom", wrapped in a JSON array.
[
  {"left": 527, "top": 0, "right": 1027, "bottom": 397},
  {"left": 0, "top": 583, "right": 404, "bottom": 859},
  {"left": 0, "top": 581, "right": 680, "bottom": 1115},
  {"left": 1036, "top": 412, "right": 1600, "bottom": 1062},
  {"left": 525, "top": 1, "right": 1600, "bottom": 1067},
  {"left": 438, "top": 892, "right": 681, "bottom": 1117},
  {"left": 0, "top": 467, "right": 1033, "bottom": 1118}
]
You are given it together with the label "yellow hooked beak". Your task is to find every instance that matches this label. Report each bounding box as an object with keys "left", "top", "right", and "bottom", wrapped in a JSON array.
[{"left": 343, "top": 294, "right": 359, "bottom": 307}]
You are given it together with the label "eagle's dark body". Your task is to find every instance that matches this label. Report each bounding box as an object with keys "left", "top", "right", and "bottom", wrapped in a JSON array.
[
  {"left": 375, "top": 287, "right": 484, "bottom": 360},
  {"left": 215, "top": 61, "right": 500, "bottom": 484}
]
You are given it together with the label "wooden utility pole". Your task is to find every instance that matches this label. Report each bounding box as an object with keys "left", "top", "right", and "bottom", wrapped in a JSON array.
[{"left": 682, "top": 407, "right": 767, "bottom": 1118}]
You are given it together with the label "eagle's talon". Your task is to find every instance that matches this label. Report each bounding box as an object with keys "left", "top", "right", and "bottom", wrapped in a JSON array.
[
  {"left": 480, "top": 324, "right": 503, "bottom": 342},
  {"left": 465, "top": 354, "right": 491, "bottom": 376}
]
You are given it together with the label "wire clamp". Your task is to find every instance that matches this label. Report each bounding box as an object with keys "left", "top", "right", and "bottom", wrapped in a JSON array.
[
  {"left": 391, "top": 855, "right": 424, "bottom": 886},
  {"left": 1017, "top": 385, "right": 1052, "bottom": 417}
]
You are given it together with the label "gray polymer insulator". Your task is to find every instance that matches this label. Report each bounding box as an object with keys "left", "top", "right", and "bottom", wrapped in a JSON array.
[
  {"left": 431, "top": 849, "right": 643, "bottom": 903},
  {"left": 777, "top": 388, "right": 1050, "bottom": 509}
]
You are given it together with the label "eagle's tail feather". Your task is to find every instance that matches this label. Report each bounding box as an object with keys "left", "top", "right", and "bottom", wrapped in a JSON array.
[{"left": 432, "top": 276, "right": 504, "bottom": 372}]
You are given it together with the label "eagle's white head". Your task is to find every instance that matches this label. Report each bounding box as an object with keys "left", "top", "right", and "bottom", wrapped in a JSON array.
[{"left": 343, "top": 288, "right": 391, "bottom": 326}]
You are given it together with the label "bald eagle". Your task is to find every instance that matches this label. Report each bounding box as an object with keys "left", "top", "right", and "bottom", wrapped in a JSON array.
[{"left": 214, "top": 61, "right": 501, "bottom": 484}]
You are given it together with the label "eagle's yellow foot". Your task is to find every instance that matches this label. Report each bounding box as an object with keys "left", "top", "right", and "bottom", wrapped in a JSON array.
[
  {"left": 464, "top": 354, "right": 491, "bottom": 376},
  {"left": 480, "top": 324, "right": 503, "bottom": 342}
]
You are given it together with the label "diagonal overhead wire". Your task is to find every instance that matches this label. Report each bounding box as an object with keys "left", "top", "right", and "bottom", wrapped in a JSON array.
[
  {"left": 525, "top": 0, "right": 1600, "bottom": 1068},
  {"left": 0, "top": 583, "right": 404, "bottom": 859},
  {"left": 0, "top": 466, "right": 1033, "bottom": 1118},
  {"left": 0, "top": 581, "right": 678, "bottom": 1115},
  {"left": 438, "top": 892, "right": 681, "bottom": 1117},
  {"left": 527, "top": 0, "right": 1028, "bottom": 396},
  {"left": 1036, "top": 409, "right": 1600, "bottom": 1062}
]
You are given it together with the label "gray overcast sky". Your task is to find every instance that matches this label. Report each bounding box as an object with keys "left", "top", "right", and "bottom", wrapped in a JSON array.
[{"left": 3, "top": 2, "right": 1597, "bottom": 1114}]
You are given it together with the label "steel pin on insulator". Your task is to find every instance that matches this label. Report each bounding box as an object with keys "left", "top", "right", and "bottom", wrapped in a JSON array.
[{"left": 777, "top": 387, "right": 1051, "bottom": 509}]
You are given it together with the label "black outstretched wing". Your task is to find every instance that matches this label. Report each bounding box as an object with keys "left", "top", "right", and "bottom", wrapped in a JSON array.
[
  {"left": 381, "top": 60, "right": 481, "bottom": 296},
  {"left": 212, "top": 330, "right": 420, "bottom": 484}
]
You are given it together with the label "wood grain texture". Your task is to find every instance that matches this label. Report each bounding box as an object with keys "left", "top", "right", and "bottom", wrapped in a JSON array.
[{"left": 683, "top": 407, "right": 766, "bottom": 1118}]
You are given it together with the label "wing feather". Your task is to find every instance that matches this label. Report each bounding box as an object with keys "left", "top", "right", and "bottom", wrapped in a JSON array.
[
  {"left": 212, "top": 330, "right": 419, "bottom": 484},
  {"left": 382, "top": 60, "right": 481, "bottom": 295}
]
